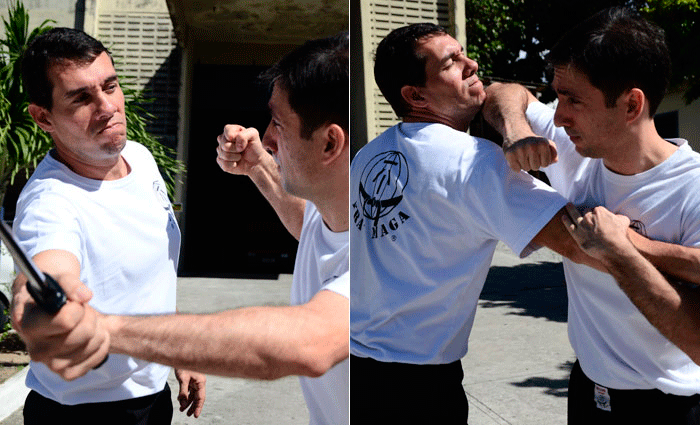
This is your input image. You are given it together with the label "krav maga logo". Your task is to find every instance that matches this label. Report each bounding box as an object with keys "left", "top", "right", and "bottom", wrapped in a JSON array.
[{"left": 353, "top": 151, "right": 410, "bottom": 239}]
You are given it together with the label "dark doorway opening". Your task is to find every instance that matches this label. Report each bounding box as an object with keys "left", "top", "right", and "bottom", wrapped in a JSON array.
[{"left": 180, "top": 64, "right": 298, "bottom": 277}]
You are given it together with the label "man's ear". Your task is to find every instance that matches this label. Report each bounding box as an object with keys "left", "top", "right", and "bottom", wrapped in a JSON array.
[
  {"left": 320, "top": 123, "right": 348, "bottom": 166},
  {"left": 400, "top": 85, "right": 428, "bottom": 109},
  {"left": 28, "top": 104, "right": 53, "bottom": 133},
  {"left": 624, "top": 88, "right": 645, "bottom": 123}
]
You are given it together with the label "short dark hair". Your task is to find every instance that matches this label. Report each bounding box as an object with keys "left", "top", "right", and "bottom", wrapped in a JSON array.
[
  {"left": 547, "top": 7, "right": 671, "bottom": 117},
  {"left": 260, "top": 31, "right": 348, "bottom": 139},
  {"left": 22, "top": 27, "right": 111, "bottom": 110},
  {"left": 374, "top": 23, "right": 447, "bottom": 117}
]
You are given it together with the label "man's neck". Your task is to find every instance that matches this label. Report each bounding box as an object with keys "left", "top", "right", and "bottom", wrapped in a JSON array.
[
  {"left": 603, "top": 122, "right": 678, "bottom": 176},
  {"left": 52, "top": 148, "right": 130, "bottom": 181},
  {"left": 402, "top": 109, "right": 472, "bottom": 132},
  {"left": 311, "top": 181, "right": 349, "bottom": 233}
]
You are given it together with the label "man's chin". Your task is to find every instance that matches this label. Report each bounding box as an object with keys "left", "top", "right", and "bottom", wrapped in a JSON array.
[
  {"left": 103, "top": 136, "right": 127, "bottom": 154},
  {"left": 573, "top": 144, "right": 602, "bottom": 159},
  {"left": 281, "top": 179, "right": 304, "bottom": 199}
]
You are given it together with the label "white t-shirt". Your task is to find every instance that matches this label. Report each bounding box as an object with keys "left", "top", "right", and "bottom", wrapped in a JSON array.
[
  {"left": 350, "top": 122, "right": 568, "bottom": 364},
  {"left": 14, "top": 141, "right": 180, "bottom": 405},
  {"left": 528, "top": 101, "right": 700, "bottom": 394},
  {"left": 291, "top": 202, "right": 349, "bottom": 425}
]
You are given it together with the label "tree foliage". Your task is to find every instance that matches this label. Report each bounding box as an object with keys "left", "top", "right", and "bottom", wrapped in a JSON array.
[
  {"left": 640, "top": 0, "right": 700, "bottom": 103},
  {"left": 466, "top": 0, "right": 700, "bottom": 104},
  {"left": 0, "top": 0, "right": 185, "bottom": 209}
]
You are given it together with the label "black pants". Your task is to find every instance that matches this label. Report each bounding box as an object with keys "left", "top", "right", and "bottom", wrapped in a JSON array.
[
  {"left": 351, "top": 354, "right": 469, "bottom": 424},
  {"left": 568, "top": 360, "right": 700, "bottom": 425},
  {"left": 24, "top": 383, "right": 173, "bottom": 425}
]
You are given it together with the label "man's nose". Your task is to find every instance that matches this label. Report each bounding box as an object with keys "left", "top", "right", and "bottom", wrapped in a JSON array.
[
  {"left": 95, "top": 91, "right": 117, "bottom": 117},
  {"left": 553, "top": 103, "right": 568, "bottom": 127},
  {"left": 261, "top": 121, "right": 278, "bottom": 154},
  {"left": 463, "top": 57, "right": 478, "bottom": 79}
]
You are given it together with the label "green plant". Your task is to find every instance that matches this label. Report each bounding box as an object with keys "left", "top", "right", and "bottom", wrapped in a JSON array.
[
  {"left": 0, "top": 1, "right": 185, "bottom": 207},
  {"left": 1, "top": 311, "right": 9, "bottom": 333},
  {"left": 0, "top": 308, "right": 11, "bottom": 343},
  {"left": 0, "top": 0, "right": 54, "bottom": 206}
]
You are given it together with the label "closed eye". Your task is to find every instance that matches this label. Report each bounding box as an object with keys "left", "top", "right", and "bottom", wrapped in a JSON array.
[{"left": 72, "top": 92, "right": 91, "bottom": 104}]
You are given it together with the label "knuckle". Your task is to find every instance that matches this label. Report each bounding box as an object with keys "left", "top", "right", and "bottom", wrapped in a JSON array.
[{"left": 62, "top": 366, "right": 83, "bottom": 382}]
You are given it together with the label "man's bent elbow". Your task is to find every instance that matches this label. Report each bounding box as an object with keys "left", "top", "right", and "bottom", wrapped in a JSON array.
[{"left": 297, "top": 341, "right": 348, "bottom": 378}]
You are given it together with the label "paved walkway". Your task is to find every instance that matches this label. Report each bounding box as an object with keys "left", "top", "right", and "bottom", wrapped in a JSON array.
[
  {"left": 0, "top": 243, "right": 573, "bottom": 424},
  {"left": 464, "top": 243, "right": 573, "bottom": 424}
]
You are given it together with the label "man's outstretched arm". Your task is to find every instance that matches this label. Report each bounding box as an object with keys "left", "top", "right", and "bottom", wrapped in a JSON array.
[
  {"left": 24, "top": 277, "right": 349, "bottom": 381},
  {"left": 628, "top": 231, "right": 700, "bottom": 287},
  {"left": 105, "top": 289, "right": 348, "bottom": 380}
]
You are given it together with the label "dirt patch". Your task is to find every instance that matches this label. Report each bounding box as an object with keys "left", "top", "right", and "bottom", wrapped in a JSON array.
[{"left": 0, "top": 331, "right": 29, "bottom": 385}]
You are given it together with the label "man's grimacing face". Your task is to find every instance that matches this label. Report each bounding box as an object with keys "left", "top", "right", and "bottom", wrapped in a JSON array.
[
  {"left": 414, "top": 33, "right": 486, "bottom": 122},
  {"left": 40, "top": 51, "right": 127, "bottom": 166}
]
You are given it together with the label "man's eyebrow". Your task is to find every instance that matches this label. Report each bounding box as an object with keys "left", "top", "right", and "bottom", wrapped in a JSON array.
[
  {"left": 439, "top": 45, "right": 463, "bottom": 64},
  {"left": 64, "top": 74, "right": 119, "bottom": 99},
  {"left": 554, "top": 87, "right": 577, "bottom": 98},
  {"left": 267, "top": 99, "right": 281, "bottom": 118}
]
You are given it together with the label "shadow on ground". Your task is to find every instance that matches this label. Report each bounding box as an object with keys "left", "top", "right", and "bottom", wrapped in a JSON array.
[
  {"left": 511, "top": 361, "right": 574, "bottom": 398},
  {"left": 480, "top": 261, "right": 568, "bottom": 323}
]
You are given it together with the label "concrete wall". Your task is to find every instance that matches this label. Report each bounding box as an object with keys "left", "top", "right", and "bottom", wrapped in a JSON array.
[
  {"left": 658, "top": 89, "right": 700, "bottom": 152},
  {"left": 0, "top": 0, "right": 81, "bottom": 30},
  {"left": 0, "top": 0, "right": 169, "bottom": 35}
]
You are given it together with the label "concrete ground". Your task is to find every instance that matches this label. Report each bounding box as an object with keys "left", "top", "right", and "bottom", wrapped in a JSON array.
[
  {"left": 463, "top": 243, "right": 573, "bottom": 425},
  {"left": 0, "top": 242, "right": 573, "bottom": 424}
]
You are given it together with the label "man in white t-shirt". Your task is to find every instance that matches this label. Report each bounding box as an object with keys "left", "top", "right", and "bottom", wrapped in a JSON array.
[
  {"left": 350, "top": 22, "right": 593, "bottom": 424},
  {"left": 483, "top": 7, "right": 700, "bottom": 424},
  {"left": 15, "top": 32, "right": 349, "bottom": 425},
  {"left": 9, "top": 28, "right": 206, "bottom": 424}
]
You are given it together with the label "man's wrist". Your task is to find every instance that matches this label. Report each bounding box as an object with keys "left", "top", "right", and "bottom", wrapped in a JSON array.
[
  {"left": 103, "top": 314, "right": 124, "bottom": 353},
  {"left": 248, "top": 153, "right": 274, "bottom": 181},
  {"left": 597, "top": 238, "right": 642, "bottom": 271},
  {"left": 502, "top": 126, "right": 537, "bottom": 150}
]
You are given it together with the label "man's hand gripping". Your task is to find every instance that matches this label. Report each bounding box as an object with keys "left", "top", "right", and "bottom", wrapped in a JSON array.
[{"left": 11, "top": 273, "right": 109, "bottom": 381}]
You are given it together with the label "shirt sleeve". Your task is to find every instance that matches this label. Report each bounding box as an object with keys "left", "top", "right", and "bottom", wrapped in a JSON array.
[
  {"left": 321, "top": 270, "right": 349, "bottom": 299},
  {"left": 464, "top": 143, "right": 568, "bottom": 258},
  {"left": 13, "top": 192, "right": 83, "bottom": 266}
]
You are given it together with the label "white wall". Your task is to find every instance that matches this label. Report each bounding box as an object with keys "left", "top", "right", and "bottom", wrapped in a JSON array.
[{"left": 658, "top": 88, "right": 700, "bottom": 152}]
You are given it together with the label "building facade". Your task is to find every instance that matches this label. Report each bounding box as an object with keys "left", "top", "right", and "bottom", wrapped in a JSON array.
[{"left": 5, "top": 0, "right": 347, "bottom": 276}]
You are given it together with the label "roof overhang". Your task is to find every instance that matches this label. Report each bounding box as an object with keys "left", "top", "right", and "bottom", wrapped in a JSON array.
[{"left": 165, "top": 0, "right": 348, "bottom": 46}]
